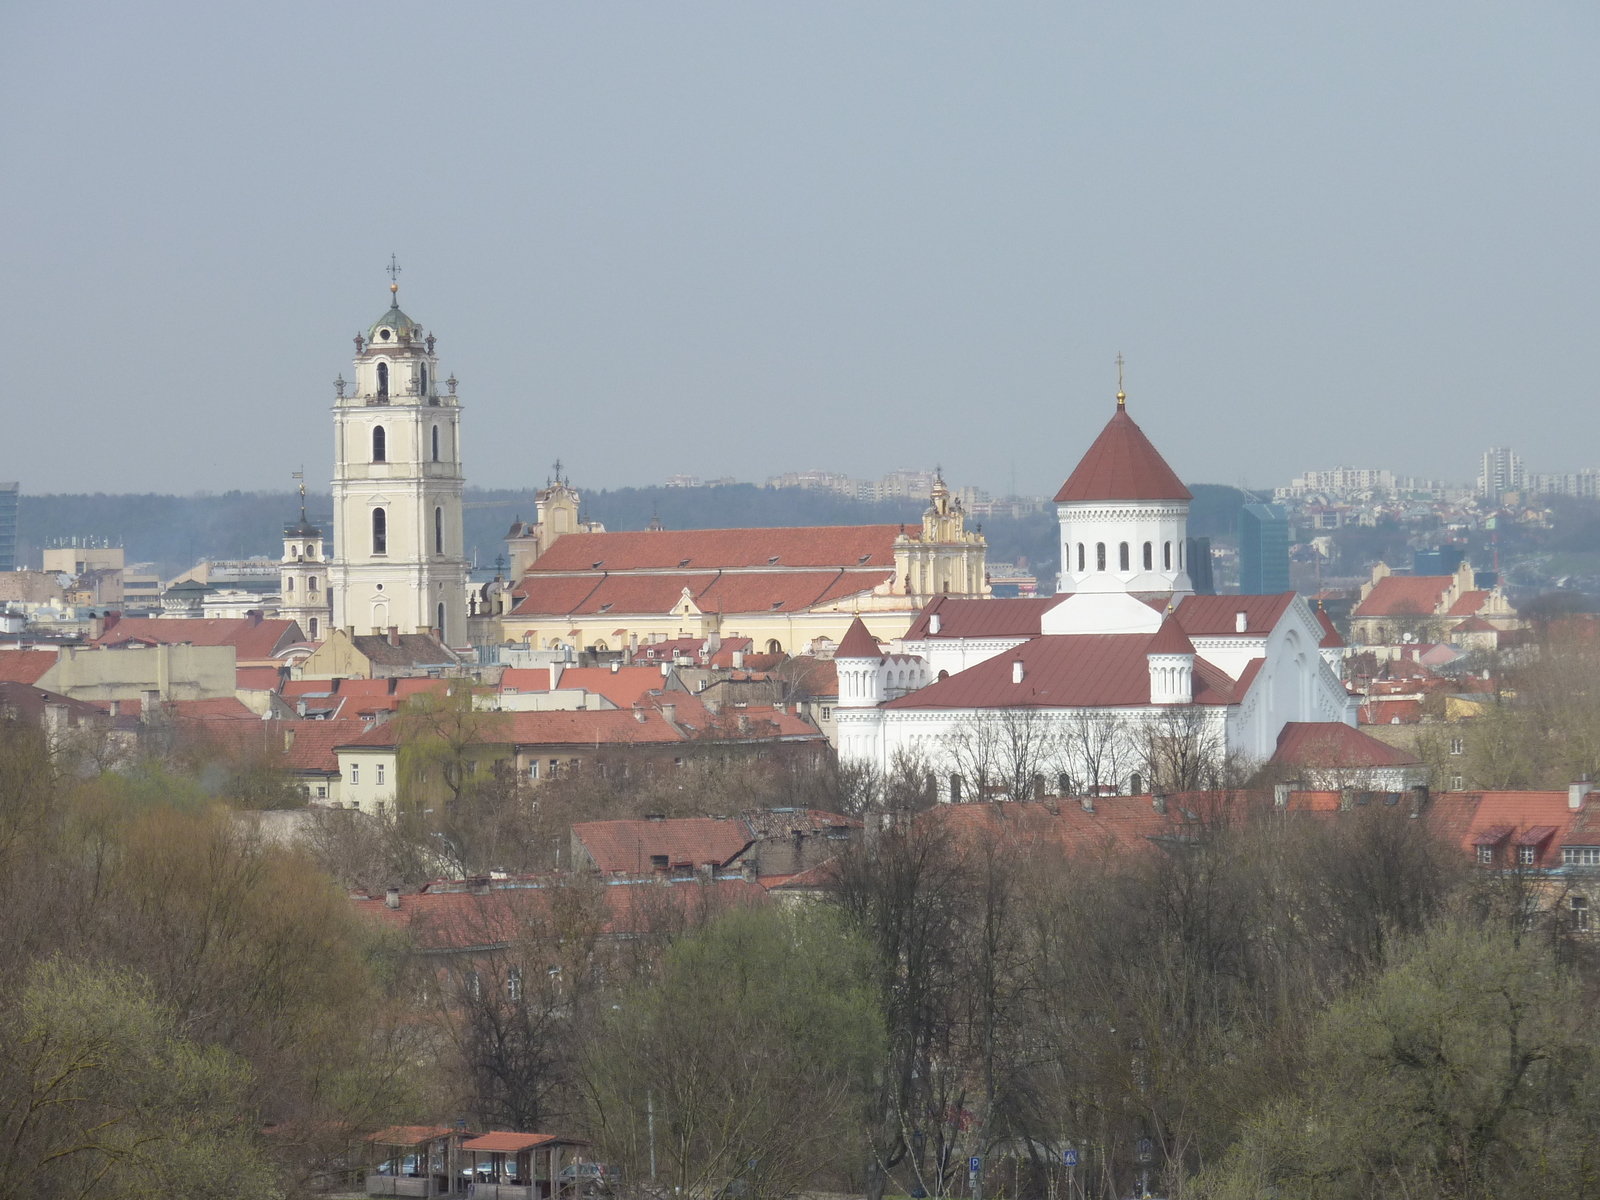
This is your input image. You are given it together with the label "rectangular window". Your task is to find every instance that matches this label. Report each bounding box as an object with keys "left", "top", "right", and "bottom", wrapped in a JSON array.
[
  {"left": 1572, "top": 895, "right": 1590, "bottom": 931},
  {"left": 376, "top": 763, "right": 385, "bottom": 785},
  {"left": 1451, "top": 776, "right": 1464, "bottom": 791},
  {"left": 821, "top": 706, "right": 832, "bottom": 720},
  {"left": 316, "top": 785, "right": 327, "bottom": 798},
  {"left": 467, "top": 760, "right": 478, "bottom": 775},
  {"left": 1563, "top": 846, "right": 1600, "bottom": 867},
  {"left": 1477, "top": 845, "right": 1493, "bottom": 865},
  {"left": 529, "top": 761, "right": 539, "bottom": 779},
  {"left": 1518, "top": 845, "right": 1536, "bottom": 866},
  {"left": 507, "top": 967, "right": 523, "bottom": 1001},
  {"left": 1450, "top": 738, "right": 1464, "bottom": 756},
  {"left": 549, "top": 758, "right": 560, "bottom": 778},
  {"left": 350, "top": 763, "right": 359, "bottom": 785}
]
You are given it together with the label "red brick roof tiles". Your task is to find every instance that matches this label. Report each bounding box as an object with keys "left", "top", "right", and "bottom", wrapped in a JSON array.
[
  {"left": 1053, "top": 409, "right": 1193, "bottom": 504},
  {"left": 1358, "top": 699, "right": 1423, "bottom": 725},
  {"left": 0, "top": 649, "right": 58, "bottom": 685},
  {"left": 1351, "top": 575, "right": 1451, "bottom": 618},
  {"left": 90, "top": 617, "right": 302, "bottom": 662},
  {"left": 574, "top": 817, "right": 754, "bottom": 874},
  {"left": 1447, "top": 590, "right": 1491, "bottom": 616},
  {"left": 1452, "top": 616, "right": 1498, "bottom": 633},
  {"left": 524, "top": 526, "right": 901, "bottom": 573},
  {"left": 1271, "top": 721, "right": 1422, "bottom": 768},
  {"left": 236, "top": 666, "right": 283, "bottom": 691}
]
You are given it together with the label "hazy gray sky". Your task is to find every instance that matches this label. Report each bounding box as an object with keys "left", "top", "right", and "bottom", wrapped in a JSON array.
[{"left": 2, "top": 3, "right": 1596, "bottom": 498}]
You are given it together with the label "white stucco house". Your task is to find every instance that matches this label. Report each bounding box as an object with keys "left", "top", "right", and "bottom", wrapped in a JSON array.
[{"left": 833, "top": 393, "right": 1361, "bottom": 798}]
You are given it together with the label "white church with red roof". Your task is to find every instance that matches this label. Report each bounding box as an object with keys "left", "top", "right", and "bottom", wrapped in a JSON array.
[{"left": 833, "top": 392, "right": 1361, "bottom": 794}]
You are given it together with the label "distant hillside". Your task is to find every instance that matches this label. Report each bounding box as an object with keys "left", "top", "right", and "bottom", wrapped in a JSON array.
[{"left": 16, "top": 482, "right": 1253, "bottom": 585}]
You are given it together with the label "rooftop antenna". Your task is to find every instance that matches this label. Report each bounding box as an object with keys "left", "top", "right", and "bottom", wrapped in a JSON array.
[
  {"left": 386, "top": 254, "right": 402, "bottom": 302},
  {"left": 1116, "top": 352, "right": 1126, "bottom": 408}
]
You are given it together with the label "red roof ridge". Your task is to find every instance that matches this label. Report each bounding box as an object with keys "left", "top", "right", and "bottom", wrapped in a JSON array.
[
  {"left": 835, "top": 617, "right": 883, "bottom": 660},
  {"left": 1054, "top": 408, "right": 1192, "bottom": 504}
]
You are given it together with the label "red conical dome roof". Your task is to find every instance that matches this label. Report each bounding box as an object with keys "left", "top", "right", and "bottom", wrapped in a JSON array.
[
  {"left": 1054, "top": 405, "right": 1192, "bottom": 503},
  {"left": 1146, "top": 611, "right": 1196, "bottom": 656},
  {"left": 835, "top": 617, "right": 883, "bottom": 660}
]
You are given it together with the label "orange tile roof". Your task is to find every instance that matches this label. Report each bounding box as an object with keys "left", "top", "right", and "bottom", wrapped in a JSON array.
[
  {"left": 536, "top": 666, "right": 670, "bottom": 708},
  {"left": 368, "top": 1126, "right": 460, "bottom": 1146},
  {"left": 1053, "top": 408, "right": 1192, "bottom": 503},
  {"left": 1446, "top": 590, "right": 1490, "bottom": 616},
  {"left": 1146, "top": 611, "right": 1195, "bottom": 655},
  {"left": 1351, "top": 576, "right": 1451, "bottom": 618},
  {"left": 1358, "top": 699, "right": 1422, "bottom": 725},
  {"left": 462, "top": 1132, "right": 584, "bottom": 1153},
  {"left": 1315, "top": 605, "right": 1344, "bottom": 648},
  {"left": 90, "top": 617, "right": 302, "bottom": 662},
  {"left": 574, "top": 817, "right": 754, "bottom": 874},
  {"left": 1271, "top": 721, "right": 1421, "bottom": 768},
  {"left": 525, "top": 526, "right": 901, "bottom": 573},
  {"left": 0, "top": 649, "right": 58, "bottom": 685},
  {"left": 509, "top": 570, "right": 891, "bottom": 620}
]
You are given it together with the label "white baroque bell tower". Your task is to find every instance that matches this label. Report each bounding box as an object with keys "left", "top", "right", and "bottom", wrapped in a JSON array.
[{"left": 328, "top": 268, "right": 468, "bottom": 644}]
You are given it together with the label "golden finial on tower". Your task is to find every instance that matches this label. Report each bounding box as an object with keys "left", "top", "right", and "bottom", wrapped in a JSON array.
[{"left": 1116, "top": 352, "right": 1126, "bottom": 408}]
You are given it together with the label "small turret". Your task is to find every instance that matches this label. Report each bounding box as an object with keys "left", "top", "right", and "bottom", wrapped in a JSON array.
[
  {"left": 835, "top": 617, "right": 886, "bottom": 708},
  {"left": 1146, "top": 611, "right": 1195, "bottom": 705}
]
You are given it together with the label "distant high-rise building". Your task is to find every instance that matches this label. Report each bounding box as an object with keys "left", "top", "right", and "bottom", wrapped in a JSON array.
[
  {"left": 1239, "top": 503, "right": 1290, "bottom": 595},
  {"left": 0, "top": 483, "right": 16, "bottom": 571},
  {"left": 1478, "top": 447, "right": 1524, "bottom": 499},
  {"left": 1185, "top": 536, "right": 1215, "bottom": 594}
]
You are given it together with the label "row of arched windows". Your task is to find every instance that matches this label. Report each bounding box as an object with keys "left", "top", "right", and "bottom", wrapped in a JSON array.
[
  {"left": 283, "top": 576, "right": 319, "bottom": 593},
  {"left": 370, "top": 425, "right": 445, "bottom": 463},
  {"left": 1074, "top": 539, "right": 1183, "bottom": 574}
]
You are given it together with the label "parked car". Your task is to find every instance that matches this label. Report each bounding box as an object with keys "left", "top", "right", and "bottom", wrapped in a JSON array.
[{"left": 560, "top": 1162, "right": 620, "bottom": 1194}]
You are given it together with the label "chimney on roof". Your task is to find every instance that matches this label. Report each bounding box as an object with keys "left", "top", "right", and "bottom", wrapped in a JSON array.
[
  {"left": 549, "top": 662, "right": 564, "bottom": 690},
  {"left": 387, "top": 626, "right": 399, "bottom": 647},
  {"left": 1012, "top": 659, "right": 1025, "bottom": 684},
  {"left": 248, "top": 610, "right": 263, "bottom": 626},
  {"left": 660, "top": 661, "right": 670, "bottom": 677},
  {"left": 468, "top": 876, "right": 490, "bottom": 896},
  {"left": 1571, "top": 776, "right": 1593, "bottom": 810},
  {"left": 88, "top": 614, "right": 104, "bottom": 640},
  {"left": 1235, "top": 611, "right": 1248, "bottom": 633},
  {"left": 610, "top": 660, "right": 619, "bottom": 674},
  {"left": 732, "top": 650, "right": 744, "bottom": 669},
  {"left": 384, "top": 887, "right": 400, "bottom": 910},
  {"left": 103, "top": 612, "right": 120, "bottom": 634},
  {"left": 661, "top": 702, "right": 677, "bottom": 725},
  {"left": 1410, "top": 784, "right": 1430, "bottom": 817},
  {"left": 296, "top": 698, "right": 307, "bottom": 717},
  {"left": 633, "top": 705, "right": 647, "bottom": 723},
  {"left": 930, "top": 612, "right": 941, "bottom": 635}
]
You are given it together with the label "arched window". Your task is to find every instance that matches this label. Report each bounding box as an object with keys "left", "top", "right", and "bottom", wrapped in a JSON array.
[
  {"left": 434, "top": 507, "right": 443, "bottom": 554},
  {"left": 1164, "top": 541, "right": 1172, "bottom": 569},
  {"left": 285, "top": 577, "right": 294, "bottom": 593},
  {"left": 372, "top": 426, "right": 386, "bottom": 462},
  {"left": 1096, "top": 542, "right": 1106, "bottom": 571},
  {"left": 308, "top": 576, "right": 318, "bottom": 592},
  {"left": 376, "top": 362, "right": 389, "bottom": 397},
  {"left": 372, "top": 508, "right": 387, "bottom": 554},
  {"left": 432, "top": 425, "right": 440, "bottom": 462},
  {"left": 1143, "top": 541, "right": 1153, "bottom": 570},
  {"left": 1077, "top": 543, "right": 1085, "bottom": 572},
  {"left": 308, "top": 617, "right": 318, "bottom": 639},
  {"left": 420, "top": 364, "right": 429, "bottom": 394},
  {"left": 1130, "top": 772, "right": 1143, "bottom": 795},
  {"left": 766, "top": 639, "right": 782, "bottom": 655},
  {"left": 1119, "top": 542, "right": 1130, "bottom": 571},
  {"left": 437, "top": 603, "right": 446, "bottom": 641}
]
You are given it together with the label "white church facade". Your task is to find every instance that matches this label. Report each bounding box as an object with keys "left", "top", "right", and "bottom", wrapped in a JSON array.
[
  {"left": 833, "top": 393, "right": 1356, "bottom": 797},
  {"left": 327, "top": 281, "right": 469, "bottom": 646}
]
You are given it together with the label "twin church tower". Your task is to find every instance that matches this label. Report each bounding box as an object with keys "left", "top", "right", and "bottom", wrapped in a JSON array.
[{"left": 317, "top": 278, "right": 469, "bottom": 645}]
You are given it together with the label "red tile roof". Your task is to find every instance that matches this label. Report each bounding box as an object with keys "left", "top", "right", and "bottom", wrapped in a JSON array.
[
  {"left": 574, "top": 817, "right": 754, "bottom": 874},
  {"left": 1271, "top": 721, "right": 1422, "bottom": 768},
  {"left": 169, "top": 697, "right": 257, "bottom": 720},
  {"left": 524, "top": 526, "right": 901, "bottom": 573},
  {"left": 1351, "top": 575, "right": 1451, "bottom": 618},
  {"left": 368, "top": 1126, "right": 459, "bottom": 1147},
  {"left": 884, "top": 634, "right": 1238, "bottom": 710},
  {"left": 1174, "top": 593, "right": 1296, "bottom": 636},
  {"left": 499, "top": 666, "right": 668, "bottom": 709},
  {"left": 904, "top": 595, "right": 1066, "bottom": 640},
  {"left": 89, "top": 617, "right": 302, "bottom": 662},
  {"left": 509, "top": 570, "right": 892, "bottom": 620},
  {"left": 1357, "top": 699, "right": 1422, "bottom": 725},
  {"left": 0, "top": 649, "right": 58, "bottom": 685},
  {"left": 836, "top": 617, "right": 883, "bottom": 660},
  {"left": 1446, "top": 589, "right": 1490, "bottom": 616},
  {"left": 1053, "top": 408, "right": 1192, "bottom": 504},
  {"left": 1451, "top": 616, "right": 1498, "bottom": 633},
  {"left": 236, "top": 666, "right": 283, "bottom": 691}
]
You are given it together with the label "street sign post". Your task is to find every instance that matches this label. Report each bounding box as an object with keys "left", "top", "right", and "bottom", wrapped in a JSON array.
[
  {"left": 969, "top": 1156, "right": 981, "bottom": 1200},
  {"left": 1061, "top": 1149, "right": 1077, "bottom": 1167}
]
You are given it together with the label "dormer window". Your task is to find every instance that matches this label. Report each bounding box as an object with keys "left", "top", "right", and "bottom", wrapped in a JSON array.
[
  {"left": 372, "top": 426, "right": 387, "bottom": 462},
  {"left": 377, "top": 361, "right": 389, "bottom": 396}
]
